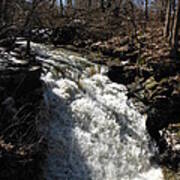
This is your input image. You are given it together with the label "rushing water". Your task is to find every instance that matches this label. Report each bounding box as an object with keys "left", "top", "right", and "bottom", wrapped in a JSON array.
[{"left": 30, "top": 43, "right": 164, "bottom": 180}]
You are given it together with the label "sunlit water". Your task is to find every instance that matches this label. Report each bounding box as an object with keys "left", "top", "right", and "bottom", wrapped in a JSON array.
[{"left": 30, "top": 43, "right": 163, "bottom": 180}]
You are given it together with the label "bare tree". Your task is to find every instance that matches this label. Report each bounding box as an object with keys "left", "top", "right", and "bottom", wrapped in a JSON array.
[
  {"left": 88, "top": 0, "right": 92, "bottom": 8},
  {"left": 171, "top": 0, "right": 180, "bottom": 55},
  {"left": 107, "top": 0, "right": 111, "bottom": 8},
  {"left": 169, "top": 0, "right": 176, "bottom": 43},
  {"left": 60, "top": 0, "right": 64, "bottom": 15},
  {"left": 145, "top": 0, "right": 149, "bottom": 20},
  {"left": 164, "top": 0, "right": 172, "bottom": 38},
  {"left": 67, "top": 0, "right": 72, "bottom": 7},
  {"left": 22, "top": 0, "right": 43, "bottom": 55},
  {"left": 0, "top": 0, "right": 7, "bottom": 25},
  {"left": 101, "top": 0, "right": 105, "bottom": 12}
]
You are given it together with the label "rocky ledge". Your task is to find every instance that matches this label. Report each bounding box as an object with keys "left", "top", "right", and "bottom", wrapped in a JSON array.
[
  {"left": 0, "top": 51, "right": 46, "bottom": 180},
  {"left": 106, "top": 31, "right": 180, "bottom": 179}
]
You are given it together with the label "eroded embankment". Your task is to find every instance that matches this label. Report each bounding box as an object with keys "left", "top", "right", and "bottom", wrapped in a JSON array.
[{"left": 0, "top": 51, "right": 46, "bottom": 180}]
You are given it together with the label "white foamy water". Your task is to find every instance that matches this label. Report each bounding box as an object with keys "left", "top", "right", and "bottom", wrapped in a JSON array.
[{"left": 30, "top": 43, "right": 163, "bottom": 180}]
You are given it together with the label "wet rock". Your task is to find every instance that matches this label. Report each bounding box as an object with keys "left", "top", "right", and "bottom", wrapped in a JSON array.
[
  {"left": 108, "top": 65, "right": 137, "bottom": 84},
  {"left": 25, "top": 28, "right": 53, "bottom": 43},
  {"left": 52, "top": 26, "right": 77, "bottom": 45}
]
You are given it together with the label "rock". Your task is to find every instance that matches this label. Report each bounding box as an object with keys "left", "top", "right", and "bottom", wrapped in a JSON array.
[
  {"left": 113, "top": 45, "right": 129, "bottom": 54},
  {"left": 1, "top": 97, "right": 17, "bottom": 119},
  {"left": 1, "top": 97, "right": 15, "bottom": 107},
  {"left": 108, "top": 65, "right": 137, "bottom": 84},
  {"left": 0, "top": 53, "right": 45, "bottom": 180},
  {"left": 91, "top": 41, "right": 102, "bottom": 50},
  {"left": 51, "top": 26, "right": 78, "bottom": 46},
  {"left": 144, "top": 76, "right": 158, "bottom": 90},
  {"left": 0, "top": 25, "right": 17, "bottom": 49}
]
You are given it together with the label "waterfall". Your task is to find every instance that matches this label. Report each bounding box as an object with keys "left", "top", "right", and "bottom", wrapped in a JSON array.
[{"left": 31, "top": 43, "right": 163, "bottom": 180}]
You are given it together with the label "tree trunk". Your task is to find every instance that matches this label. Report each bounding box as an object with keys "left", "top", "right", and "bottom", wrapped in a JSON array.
[
  {"left": 67, "top": 0, "right": 72, "bottom": 7},
  {"left": 0, "top": 0, "right": 7, "bottom": 25},
  {"left": 169, "top": 0, "right": 176, "bottom": 43},
  {"left": 88, "top": 0, "right": 92, "bottom": 8},
  {"left": 171, "top": 0, "right": 180, "bottom": 56},
  {"left": 59, "top": 0, "right": 64, "bottom": 15},
  {"left": 101, "top": 0, "right": 105, "bottom": 12},
  {"left": 164, "top": 0, "right": 172, "bottom": 38},
  {"left": 107, "top": 0, "right": 111, "bottom": 8},
  {"left": 26, "top": 29, "right": 31, "bottom": 56},
  {"left": 145, "top": 0, "right": 149, "bottom": 21},
  {"left": 160, "top": 0, "right": 166, "bottom": 22}
]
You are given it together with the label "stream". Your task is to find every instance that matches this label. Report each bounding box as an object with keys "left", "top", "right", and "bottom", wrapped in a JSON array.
[{"left": 31, "top": 43, "right": 164, "bottom": 180}]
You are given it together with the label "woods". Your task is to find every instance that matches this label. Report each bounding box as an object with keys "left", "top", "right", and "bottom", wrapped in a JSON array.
[
  {"left": 1, "top": 0, "right": 180, "bottom": 57},
  {"left": 0, "top": 0, "right": 180, "bottom": 180}
]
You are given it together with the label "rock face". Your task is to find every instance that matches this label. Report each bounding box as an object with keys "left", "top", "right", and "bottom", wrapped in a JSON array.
[
  {"left": 0, "top": 54, "right": 45, "bottom": 180},
  {"left": 108, "top": 62, "right": 180, "bottom": 160},
  {"left": 91, "top": 36, "right": 138, "bottom": 60},
  {"left": 31, "top": 28, "right": 53, "bottom": 43},
  {"left": 0, "top": 25, "right": 17, "bottom": 49},
  {"left": 51, "top": 26, "right": 76, "bottom": 45},
  {"left": 106, "top": 27, "right": 180, "bottom": 175}
]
